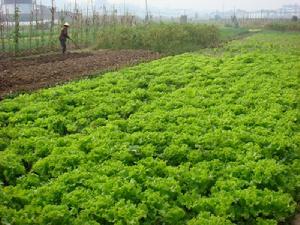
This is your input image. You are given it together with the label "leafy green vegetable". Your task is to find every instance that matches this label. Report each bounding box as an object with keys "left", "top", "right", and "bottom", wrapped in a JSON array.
[{"left": 0, "top": 32, "right": 299, "bottom": 224}]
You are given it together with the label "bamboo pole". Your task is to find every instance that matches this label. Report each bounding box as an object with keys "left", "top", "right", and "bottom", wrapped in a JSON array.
[
  {"left": 0, "top": 10, "right": 4, "bottom": 51},
  {"left": 14, "top": 2, "right": 20, "bottom": 55}
]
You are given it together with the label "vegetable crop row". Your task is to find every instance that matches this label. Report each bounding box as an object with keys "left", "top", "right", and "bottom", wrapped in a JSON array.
[{"left": 0, "top": 32, "right": 299, "bottom": 225}]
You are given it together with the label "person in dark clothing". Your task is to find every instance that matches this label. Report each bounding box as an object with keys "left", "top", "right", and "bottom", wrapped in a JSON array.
[{"left": 59, "top": 23, "right": 70, "bottom": 54}]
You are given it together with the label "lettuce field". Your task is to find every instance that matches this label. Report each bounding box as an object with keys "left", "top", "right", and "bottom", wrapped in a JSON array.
[{"left": 0, "top": 32, "right": 299, "bottom": 225}]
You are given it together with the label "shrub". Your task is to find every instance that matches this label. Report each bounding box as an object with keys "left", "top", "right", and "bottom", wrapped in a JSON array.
[
  {"left": 265, "top": 21, "right": 300, "bottom": 32},
  {"left": 96, "top": 23, "right": 220, "bottom": 54}
]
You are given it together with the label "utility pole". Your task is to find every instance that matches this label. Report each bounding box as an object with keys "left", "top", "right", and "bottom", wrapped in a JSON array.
[{"left": 145, "top": 0, "right": 149, "bottom": 22}]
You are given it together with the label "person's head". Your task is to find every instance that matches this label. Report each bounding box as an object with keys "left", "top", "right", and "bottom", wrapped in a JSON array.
[{"left": 64, "top": 22, "right": 70, "bottom": 28}]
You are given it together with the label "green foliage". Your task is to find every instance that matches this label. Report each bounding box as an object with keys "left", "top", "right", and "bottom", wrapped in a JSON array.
[
  {"left": 187, "top": 213, "right": 234, "bottom": 225},
  {"left": 0, "top": 32, "right": 299, "bottom": 224},
  {"left": 3, "top": 22, "right": 220, "bottom": 56},
  {"left": 265, "top": 21, "right": 300, "bottom": 32},
  {"left": 291, "top": 16, "right": 298, "bottom": 22},
  {"left": 0, "top": 151, "right": 25, "bottom": 185},
  {"left": 96, "top": 23, "right": 220, "bottom": 54}
]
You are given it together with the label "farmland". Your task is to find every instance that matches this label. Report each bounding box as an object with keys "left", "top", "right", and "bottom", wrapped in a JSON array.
[
  {"left": 0, "top": 32, "right": 300, "bottom": 225},
  {"left": 0, "top": 25, "right": 245, "bottom": 99},
  {"left": 0, "top": 50, "right": 161, "bottom": 99}
]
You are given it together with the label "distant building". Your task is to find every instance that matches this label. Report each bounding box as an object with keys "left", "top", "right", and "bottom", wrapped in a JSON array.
[
  {"left": 1, "top": 0, "right": 34, "bottom": 21},
  {"left": 0, "top": 0, "right": 56, "bottom": 22},
  {"left": 1, "top": 0, "right": 32, "bottom": 14},
  {"left": 180, "top": 15, "right": 188, "bottom": 23}
]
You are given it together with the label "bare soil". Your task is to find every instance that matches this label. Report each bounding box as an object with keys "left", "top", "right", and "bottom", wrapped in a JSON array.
[
  {"left": 292, "top": 214, "right": 300, "bottom": 225},
  {"left": 0, "top": 50, "right": 161, "bottom": 99}
]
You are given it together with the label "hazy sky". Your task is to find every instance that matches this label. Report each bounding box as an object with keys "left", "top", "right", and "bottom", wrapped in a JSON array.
[
  {"left": 60, "top": 0, "right": 300, "bottom": 12},
  {"left": 107, "top": 0, "right": 300, "bottom": 11}
]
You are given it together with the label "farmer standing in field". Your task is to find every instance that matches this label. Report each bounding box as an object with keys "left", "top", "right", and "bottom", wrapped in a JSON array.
[{"left": 59, "top": 22, "right": 71, "bottom": 54}]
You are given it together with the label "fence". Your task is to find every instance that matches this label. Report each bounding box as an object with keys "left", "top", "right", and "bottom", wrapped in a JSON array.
[{"left": 0, "top": 1, "right": 139, "bottom": 58}]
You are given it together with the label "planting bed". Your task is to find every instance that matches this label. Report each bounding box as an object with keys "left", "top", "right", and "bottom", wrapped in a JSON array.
[
  {"left": 0, "top": 33, "right": 299, "bottom": 225},
  {"left": 0, "top": 50, "right": 161, "bottom": 99}
]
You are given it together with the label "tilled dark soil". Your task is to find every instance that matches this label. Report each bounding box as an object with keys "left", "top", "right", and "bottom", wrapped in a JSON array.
[{"left": 0, "top": 50, "right": 161, "bottom": 99}]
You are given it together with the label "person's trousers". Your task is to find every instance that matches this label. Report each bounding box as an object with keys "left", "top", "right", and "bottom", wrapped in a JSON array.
[{"left": 60, "top": 39, "right": 67, "bottom": 54}]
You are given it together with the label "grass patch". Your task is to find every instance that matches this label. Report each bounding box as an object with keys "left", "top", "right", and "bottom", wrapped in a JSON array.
[{"left": 219, "top": 27, "right": 250, "bottom": 40}]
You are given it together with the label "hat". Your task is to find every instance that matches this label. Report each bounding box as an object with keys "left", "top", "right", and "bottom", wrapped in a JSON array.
[{"left": 64, "top": 22, "right": 70, "bottom": 27}]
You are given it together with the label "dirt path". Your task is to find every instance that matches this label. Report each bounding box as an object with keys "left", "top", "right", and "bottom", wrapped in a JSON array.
[{"left": 0, "top": 50, "right": 161, "bottom": 99}]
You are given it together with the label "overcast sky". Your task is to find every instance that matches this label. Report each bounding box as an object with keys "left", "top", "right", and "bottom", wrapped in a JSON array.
[
  {"left": 107, "top": 0, "right": 300, "bottom": 11},
  {"left": 59, "top": 0, "right": 300, "bottom": 12}
]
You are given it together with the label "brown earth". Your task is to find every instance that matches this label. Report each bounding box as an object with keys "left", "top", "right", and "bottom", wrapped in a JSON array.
[
  {"left": 0, "top": 50, "right": 162, "bottom": 99},
  {"left": 292, "top": 214, "right": 300, "bottom": 225}
]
